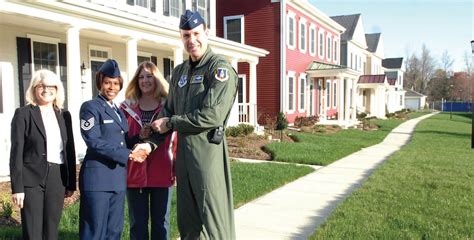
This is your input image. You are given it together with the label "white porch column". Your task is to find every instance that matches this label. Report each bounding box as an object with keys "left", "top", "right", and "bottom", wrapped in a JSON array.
[
  {"left": 249, "top": 61, "right": 258, "bottom": 128},
  {"left": 376, "top": 87, "right": 386, "bottom": 118},
  {"left": 337, "top": 76, "right": 343, "bottom": 125},
  {"left": 227, "top": 58, "right": 239, "bottom": 127},
  {"left": 126, "top": 38, "right": 138, "bottom": 82},
  {"left": 344, "top": 78, "right": 350, "bottom": 124},
  {"left": 173, "top": 47, "right": 184, "bottom": 67},
  {"left": 351, "top": 79, "right": 357, "bottom": 122},
  {"left": 0, "top": 62, "right": 15, "bottom": 176},
  {"left": 66, "top": 26, "right": 85, "bottom": 159},
  {"left": 321, "top": 78, "right": 327, "bottom": 120}
]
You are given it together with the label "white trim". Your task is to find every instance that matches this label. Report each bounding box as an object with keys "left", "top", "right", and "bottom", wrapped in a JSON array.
[
  {"left": 287, "top": 10, "right": 296, "bottom": 50},
  {"left": 298, "top": 17, "right": 307, "bottom": 54},
  {"left": 333, "top": 37, "right": 338, "bottom": 63},
  {"left": 89, "top": 45, "right": 112, "bottom": 61},
  {"left": 309, "top": 24, "right": 316, "bottom": 56},
  {"left": 298, "top": 73, "right": 306, "bottom": 112},
  {"left": 27, "top": 34, "right": 60, "bottom": 75},
  {"left": 138, "top": 51, "right": 152, "bottom": 57},
  {"left": 287, "top": 71, "right": 296, "bottom": 113},
  {"left": 223, "top": 15, "right": 245, "bottom": 44}
]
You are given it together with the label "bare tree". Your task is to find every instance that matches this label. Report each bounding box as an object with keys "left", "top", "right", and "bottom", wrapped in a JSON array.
[
  {"left": 440, "top": 50, "right": 454, "bottom": 73},
  {"left": 463, "top": 50, "right": 472, "bottom": 75},
  {"left": 419, "top": 44, "right": 437, "bottom": 93},
  {"left": 404, "top": 52, "right": 421, "bottom": 91}
]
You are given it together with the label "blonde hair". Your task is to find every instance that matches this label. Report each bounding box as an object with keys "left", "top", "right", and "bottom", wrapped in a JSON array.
[
  {"left": 25, "top": 69, "right": 65, "bottom": 109},
  {"left": 125, "top": 61, "right": 169, "bottom": 104}
]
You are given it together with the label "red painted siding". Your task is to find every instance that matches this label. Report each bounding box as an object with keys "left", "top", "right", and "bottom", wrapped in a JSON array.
[
  {"left": 216, "top": 1, "right": 342, "bottom": 124},
  {"left": 217, "top": 0, "right": 281, "bottom": 124},
  {"left": 284, "top": 5, "right": 340, "bottom": 123}
]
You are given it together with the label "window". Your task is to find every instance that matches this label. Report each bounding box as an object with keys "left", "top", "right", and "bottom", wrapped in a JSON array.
[
  {"left": 318, "top": 30, "right": 324, "bottom": 59},
  {"left": 163, "top": 58, "right": 174, "bottom": 82},
  {"left": 326, "top": 35, "right": 331, "bottom": 60},
  {"left": 299, "top": 75, "right": 306, "bottom": 111},
  {"left": 398, "top": 75, "right": 402, "bottom": 85},
  {"left": 32, "top": 41, "right": 58, "bottom": 73},
  {"left": 224, "top": 16, "right": 244, "bottom": 43},
  {"left": 299, "top": 17, "right": 307, "bottom": 53},
  {"left": 287, "top": 71, "right": 296, "bottom": 112},
  {"left": 163, "top": 0, "right": 184, "bottom": 17},
  {"left": 287, "top": 11, "right": 296, "bottom": 49},
  {"left": 137, "top": 51, "right": 152, "bottom": 64},
  {"left": 350, "top": 53, "right": 353, "bottom": 69},
  {"left": 326, "top": 81, "right": 331, "bottom": 108},
  {"left": 333, "top": 39, "right": 338, "bottom": 62},
  {"left": 309, "top": 25, "right": 316, "bottom": 56},
  {"left": 333, "top": 81, "right": 337, "bottom": 108},
  {"left": 193, "top": 0, "right": 209, "bottom": 29},
  {"left": 127, "top": 0, "right": 156, "bottom": 12}
]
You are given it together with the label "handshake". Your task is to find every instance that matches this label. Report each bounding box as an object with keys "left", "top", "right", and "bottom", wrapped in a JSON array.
[{"left": 128, "top": 143, "right": 152, "bottom": 163}]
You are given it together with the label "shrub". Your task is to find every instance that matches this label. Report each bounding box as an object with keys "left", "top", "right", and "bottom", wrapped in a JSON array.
[
  {"left": 0, "top": 194, "right": 13, "bottom": 218},
  {"left": 356, "top": 112, "right": 367, "bottom": 120},
  {"left": 294, "top": 115, "right": 319, "bottom": 127},
  {"left": 225, "top": 124, "right": 255, "bottom": 137},
  {"left": 275, "top": 112, "right": 288, "bottom": 130}
]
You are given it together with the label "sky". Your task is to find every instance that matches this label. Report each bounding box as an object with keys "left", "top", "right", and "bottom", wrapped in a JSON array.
[{"left": 308, "top": 0, "right": 473, "bottom": 72}]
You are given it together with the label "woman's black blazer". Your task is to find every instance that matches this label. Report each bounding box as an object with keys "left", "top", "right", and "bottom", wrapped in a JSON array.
[{"left": 9, "top": 105, "right": 76, "bottom": 193}]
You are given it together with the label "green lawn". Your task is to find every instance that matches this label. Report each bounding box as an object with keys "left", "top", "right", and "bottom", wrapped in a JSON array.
[
  {"left": 310, "top": 112, "right": 474, "bottom": 239},
  {"left": 264, "top": 117, "right": 415, "bottom": 165},
  {"left": 0, "top": 162, "right": 313, "bottom": 239}
]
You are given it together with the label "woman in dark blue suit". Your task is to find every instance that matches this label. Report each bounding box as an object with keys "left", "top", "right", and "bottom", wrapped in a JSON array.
[
  {"left": 10, "top": 69, "right": 76, "bottom": 240},
  {"left": 78, "top": 59, "right": 146, "bottom": 240}
]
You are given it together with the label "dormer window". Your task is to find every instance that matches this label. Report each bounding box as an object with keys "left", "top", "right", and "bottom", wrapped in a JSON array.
[{"left": 127, "top": 0, "right": 156, "bottom": 13}]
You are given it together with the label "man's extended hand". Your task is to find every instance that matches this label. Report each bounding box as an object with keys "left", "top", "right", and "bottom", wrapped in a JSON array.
[
  {"left": 129, "top": 143, "right": 152, "bottom": 163},
  {"left": 150, "top": 117, "right": 170, "bottom": 134}
]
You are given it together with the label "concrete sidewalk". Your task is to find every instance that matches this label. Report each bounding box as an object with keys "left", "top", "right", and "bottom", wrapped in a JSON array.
[{"left": 234, "top": 113, "right": 437, "bottom": 240}]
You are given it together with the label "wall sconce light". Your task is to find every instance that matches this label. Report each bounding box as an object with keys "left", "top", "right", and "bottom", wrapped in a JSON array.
[{"left": 80, "top": 62, "right": 86, "bottom": 76}]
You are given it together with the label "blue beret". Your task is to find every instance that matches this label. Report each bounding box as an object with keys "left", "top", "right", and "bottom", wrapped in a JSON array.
[
  {"left": 98, "top": 59, "right": 121, "bottom": 78},
  {"left": 179, "top": 10, "right": 205, "bottom": 30}
]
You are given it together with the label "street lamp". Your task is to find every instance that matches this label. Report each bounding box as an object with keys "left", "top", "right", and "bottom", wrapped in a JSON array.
[{"left": 470, "top": 40, "right": 474, "bottom": 148}]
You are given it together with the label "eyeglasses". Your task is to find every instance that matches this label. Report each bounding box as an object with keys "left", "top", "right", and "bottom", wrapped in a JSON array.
[{"left": 36, "top": 84, "right": 57, "bottom": 91}]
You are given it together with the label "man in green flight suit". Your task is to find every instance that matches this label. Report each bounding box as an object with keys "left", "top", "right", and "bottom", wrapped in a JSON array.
[{"left": 132, "top": 9, "right": 237, "bottom": 240}]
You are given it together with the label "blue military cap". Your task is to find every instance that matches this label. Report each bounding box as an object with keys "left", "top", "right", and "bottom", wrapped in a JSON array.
[
  {"left": 179, "top": 10, "right": 205, "bottom": 30},
  {"left": 98, "top": 59, "right": 121, "bottom": 78}
]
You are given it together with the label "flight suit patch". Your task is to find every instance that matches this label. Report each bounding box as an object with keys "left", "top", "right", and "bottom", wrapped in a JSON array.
[
  {"left": 215, "top": 68, "right": 229, "bottom": 82},
  {"left": 81, "top": 117, "right": 95, "bottom": 131},
  {"left": 178, "top": 75, "right": 187, "bottom": 88},
  {"left": 191, "top": 75, "right": 204, "bottom": 84}
]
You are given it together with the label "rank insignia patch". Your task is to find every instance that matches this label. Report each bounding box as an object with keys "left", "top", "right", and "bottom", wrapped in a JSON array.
[
  {"left": 215, "top": 68, "right": 229, "bottom": 82},
  {"left": 81, "top": 117, "right": 95, "bottom": 131},
  {"left": 191, "top": 75, "right": 204, "bottom": 84},
  {"left": 178, "top": 75, "right": 187, "bottom": 88}
]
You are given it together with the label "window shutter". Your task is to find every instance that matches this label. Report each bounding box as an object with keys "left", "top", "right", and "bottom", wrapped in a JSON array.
[
  {"left": 163, "top": 58, "right": 171, "bottom": 82},
  {"left": 151, "top": 0, "right": 156, "bottom": 12},
  {"left": 16, "top": 37, "right": 32, "bottom": 106},
  {"left": 163, "top": 0, "right": 169, "bottom": 16},
  {"left": 151, "top": 56, "right": 158, "bottom": 66},
  {"left": 127, "top": 0, "right": 134, "bottom": 6}
]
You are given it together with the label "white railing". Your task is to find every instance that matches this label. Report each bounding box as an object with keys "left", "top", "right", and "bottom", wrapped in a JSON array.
[{"left": 238, "top": 103, "right": 250, "bottom": 123}]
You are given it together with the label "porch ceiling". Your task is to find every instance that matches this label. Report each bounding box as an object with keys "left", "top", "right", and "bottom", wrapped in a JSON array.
[{"left": 306, "top": 61, "right": 360, "bottom": 79}]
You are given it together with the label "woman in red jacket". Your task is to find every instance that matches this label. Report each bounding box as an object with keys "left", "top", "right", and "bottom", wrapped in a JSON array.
[{"left": 121, "top": 61, "right": 176, "bottom": 240}]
